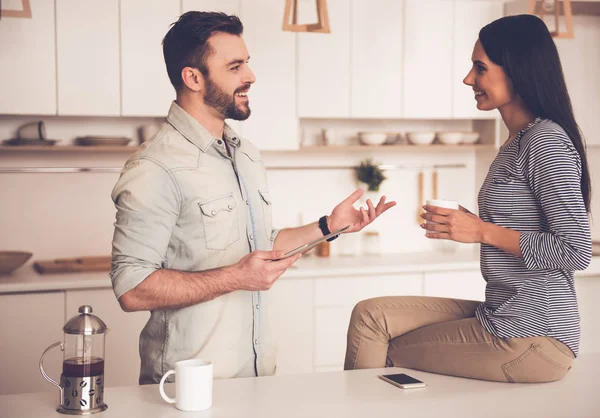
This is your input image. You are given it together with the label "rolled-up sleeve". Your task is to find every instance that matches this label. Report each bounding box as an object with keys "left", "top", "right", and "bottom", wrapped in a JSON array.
[
  {"left": 110, "top": 158, "right": 181, "bottom": 299},
  {"left": 519, "top": 130, "right": 592, "bottom": 271}
]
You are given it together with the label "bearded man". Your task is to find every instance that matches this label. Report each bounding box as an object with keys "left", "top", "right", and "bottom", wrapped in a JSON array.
[{"left": 110, "top": 11, "right": 395, "bottom": 384}]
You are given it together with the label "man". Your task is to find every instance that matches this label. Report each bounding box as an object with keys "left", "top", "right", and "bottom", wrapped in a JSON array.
[{"left": 110, "top": 11, "right": 395, "bottom": 384}]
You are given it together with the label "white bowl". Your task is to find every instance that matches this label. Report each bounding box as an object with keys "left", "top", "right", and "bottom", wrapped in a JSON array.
[
  {"left": 437, "top": 132, "right": 463, "bottom": 145},
  {"left": 358, "top": 132, "right": 387, "bottom": 146},
  {"left": 461, "top": 132, "right": 480, "bottom": 144},
  {"left": 407, "top": 132, "right": 436, "bottom": 145}
]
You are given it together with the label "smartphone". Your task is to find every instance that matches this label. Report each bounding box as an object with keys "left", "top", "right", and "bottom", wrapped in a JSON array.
[
  {"left": 378, "top": 373, "right": 426, "bottom": 389},
  {"left": 268, "top": 225, "right": 350, "bottom": 261}
]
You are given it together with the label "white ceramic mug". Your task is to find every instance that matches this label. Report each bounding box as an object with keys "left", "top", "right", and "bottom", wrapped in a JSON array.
[
  {"left": 426, "top": 199, "right": 460, "bottom": 253},
  {"left": 159, "top": 359, "right": 213, "bottom": 412},
  {"left": 17, "top": 121, "right": 46, "bottom": 140}
]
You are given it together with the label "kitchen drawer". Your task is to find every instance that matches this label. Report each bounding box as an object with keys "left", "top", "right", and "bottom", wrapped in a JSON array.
[
  {"left": 314, "top": 274, "right": 423, "bottom": 307},
  {"left": 314, "top": 306, "right": 354, "bottom": 367}
]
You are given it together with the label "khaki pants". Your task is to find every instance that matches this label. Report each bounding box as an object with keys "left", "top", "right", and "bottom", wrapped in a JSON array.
[{"left": 344, "top": 296, "right": 575, "bottom": 383}]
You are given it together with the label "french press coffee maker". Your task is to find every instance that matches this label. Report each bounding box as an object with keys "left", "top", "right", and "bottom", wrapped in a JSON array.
[{"left": 40, "top": 305, "right": 109, "bottom": 415}]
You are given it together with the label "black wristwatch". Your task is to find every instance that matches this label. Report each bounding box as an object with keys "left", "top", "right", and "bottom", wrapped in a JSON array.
[{"left": 319, "top": 215, "right": 339, "bottom": 242}]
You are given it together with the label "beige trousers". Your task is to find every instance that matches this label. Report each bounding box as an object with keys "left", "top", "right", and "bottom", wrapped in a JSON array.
[{"left": 344, "top": 296, "right": 575, "bottom": 383}]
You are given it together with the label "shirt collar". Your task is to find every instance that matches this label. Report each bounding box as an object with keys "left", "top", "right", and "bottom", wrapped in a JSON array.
[{"left": 166, "top": 101, "right": 241, "bottom": 152}]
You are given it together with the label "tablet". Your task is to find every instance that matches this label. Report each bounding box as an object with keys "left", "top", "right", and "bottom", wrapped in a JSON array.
[{"left": 270, "top": 225, "right": 350, "bottom": 261}]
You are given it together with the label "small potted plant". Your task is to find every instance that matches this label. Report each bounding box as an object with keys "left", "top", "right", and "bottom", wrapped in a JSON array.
[{"left": 356, "top": 158, "right": 387, "bottom": 192}]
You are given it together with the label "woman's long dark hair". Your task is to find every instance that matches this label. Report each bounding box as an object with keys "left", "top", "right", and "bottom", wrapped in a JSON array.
[{"left": 479, "top": 14, "right": 591, "bottom": 212}]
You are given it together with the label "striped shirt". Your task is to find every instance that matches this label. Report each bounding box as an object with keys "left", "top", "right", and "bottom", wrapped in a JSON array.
[{"left": 475, "top": 118, "right": 592, "bottom": 356}]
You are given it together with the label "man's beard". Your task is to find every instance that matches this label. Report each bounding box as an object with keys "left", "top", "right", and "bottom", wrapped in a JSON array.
[{"left": 204, "top": 77, "right": 251, "bottom": 121}]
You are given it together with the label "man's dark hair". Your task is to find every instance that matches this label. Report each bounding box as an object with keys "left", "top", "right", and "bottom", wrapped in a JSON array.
[{"left": 162, "top": 11, "right": 244, "bottom": 91}]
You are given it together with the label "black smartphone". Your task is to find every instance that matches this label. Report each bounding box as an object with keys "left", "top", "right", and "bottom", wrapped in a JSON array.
[{"left": 378, "top": 373, "right": 427, "bottom": 389}]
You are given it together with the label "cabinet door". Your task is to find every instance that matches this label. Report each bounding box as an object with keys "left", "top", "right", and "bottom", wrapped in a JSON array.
[
  {"left": 65, "top": 289, "right": 150, "bottom": 387},
  {"left": 120, "top": 0, "right": 180, "bottom": 116},
  {"left": 56, "top": 0, "right": 120, "bottom": 116},
  {"left": 351, "top": 0, "right": 403, "bottom": 118},
  {"left": 297, "top": 0, "right": 351, "bottom": 118},
  {"left": 403, "top": 0, "right": 453, "bottom": 119},
  {"left": 0, "top": 0, "right": 56, "bottom": 115},
  {"left": 452, "top": 1, "right": 503, "bottom": 119},
  {"left": 0, "top": 292, "right": 65, "bottom": 395},
  {"left": 575, "top": 275, "right": 600, "bottom": 354},
  {"left": 240, "top": 0, "right": 298, "bottom": 150},
  {"left": 182, "top": 0, "right": 240, "bottom": 16},
  {"left": 268, "top": 278, "right": 315, "bottom": 375},
  {"left": 313, "top": 273, "right": 423, "bottom": 369},
  {"left": 423, "top": 269, "right": 485, "bottom": 301}
]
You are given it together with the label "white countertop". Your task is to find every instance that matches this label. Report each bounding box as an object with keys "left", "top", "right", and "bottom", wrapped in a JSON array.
[
  {"left": 1, "top": 353, "right": 599, "bottom": 418},
  {"left": 1, "top": 252, "right": 599, "bottom": 294}
]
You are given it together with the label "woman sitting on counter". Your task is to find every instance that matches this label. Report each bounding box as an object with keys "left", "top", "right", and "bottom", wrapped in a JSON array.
[{"left": 344, "top": 14, "right": 592, "bottom": 383}]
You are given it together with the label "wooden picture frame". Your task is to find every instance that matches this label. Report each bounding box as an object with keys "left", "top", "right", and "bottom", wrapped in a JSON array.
[{"left": 282, "top": 0, "right": 330, "bottom": 33}]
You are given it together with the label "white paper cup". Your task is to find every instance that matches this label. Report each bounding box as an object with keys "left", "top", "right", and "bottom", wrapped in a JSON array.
[
  {"left": 159, "top": 359, "right": 213, "bottom": 412},
  {"left": 425, "top": 199, "right": 460, "bottom": 253},
  {"left": 425, "top": 199, "right": 459, "bottom": 210}
]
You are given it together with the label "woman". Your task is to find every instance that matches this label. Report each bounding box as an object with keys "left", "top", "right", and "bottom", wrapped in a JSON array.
[{"left": 344, "top": 14, "right": 592, "bottom": 383}]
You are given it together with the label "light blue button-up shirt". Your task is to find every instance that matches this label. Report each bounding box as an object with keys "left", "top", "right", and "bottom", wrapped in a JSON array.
[{"left": 110, "top": 102, "right": 279, "bottom": 384}]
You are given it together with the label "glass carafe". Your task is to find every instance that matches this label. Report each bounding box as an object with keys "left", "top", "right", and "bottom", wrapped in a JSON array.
[{"left": 40, "top": 305, "right": 109, "bottom": 415}]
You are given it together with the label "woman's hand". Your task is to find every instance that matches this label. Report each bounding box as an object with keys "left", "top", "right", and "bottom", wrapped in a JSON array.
[{"left": 420, "top": 204, "right": 487, "bottom": 243}]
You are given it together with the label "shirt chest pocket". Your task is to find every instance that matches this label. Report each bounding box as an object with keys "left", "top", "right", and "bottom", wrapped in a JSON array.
[
  {"left": 485, "top": 174, "right": 517, "bottom": 216},
  {"left": 199, "top": 194, "right": 239, "bottom": 250}
]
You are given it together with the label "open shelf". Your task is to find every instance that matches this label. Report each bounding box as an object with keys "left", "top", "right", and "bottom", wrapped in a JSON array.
[
  {"left": 298, "top": 144, "right": 496, "bottom": 152},
  {"left": 0, "top": 145, "right": 139, "bottom": 152}
]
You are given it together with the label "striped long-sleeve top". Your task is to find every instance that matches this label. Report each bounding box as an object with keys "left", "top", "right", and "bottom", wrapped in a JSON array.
[{"left": 474, "top": 118, "right": 592, "bottom": 356}]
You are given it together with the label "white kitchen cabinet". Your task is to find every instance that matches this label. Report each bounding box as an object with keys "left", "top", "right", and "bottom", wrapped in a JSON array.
[
  {"left": 120, "top": 0, "right": 180, "bottom": 117},
  {"left": 56, "top": 0, "right": 120, "bottom": 116},
  {"left": 423, "top": 269, "right": 485, "bottom": 301},
  {"left": 65, "top": 289, "right": 150, "bottom": 387},
  {"left": 297, "top": 0, "right": 351, "bottom": 118},
  {"left": 0, "top": 0, "right": 56, "bottom": 115},
  {"left": 269, "top": 278, "right": 315, "bottom": 375},
  {"left": 182, "top": 0, "right": 241, "bottom": 16},
  {"left": 351, "top": 0, "right": 404, "bottom": 118},
  {"left": 0, "top": 292, "right": 65, "bottom": 395},
  {"left": 403, "top": 1, "right": 454, "bottom": 119},
  {"left": 452, "top": 1, "right": 503, "bottom": 119},
  {"left": 313, "top": 273, "right": 423, "bottom": 370},
  {"left": 240, "top": 0, "right": 298, "bottom": 150},
  {"left": 575, "top": 275, "right": 600, "bottom": 355}
]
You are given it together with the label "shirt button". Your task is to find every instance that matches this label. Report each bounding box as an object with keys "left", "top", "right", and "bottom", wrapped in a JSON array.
[
  {"left": 255, "top": 304, "right": 260, "bottom": 310},
  {"left": 227, "top": 204, "right": 232, "bottom": 210},
  {"left": 246, "top": 200, "right": 249, "bottom": 205},
  {"left": 249, "top": 235, "right": 254, "bottom": 240},
  {"left": 211, "top": 210, "right": 216, "bottom": 216},
  {"left": 254, "top": 339, "right": 258, "bottom": 345},
  {"left": 217, "top": 140, "right": 223, "bottom": 145}
]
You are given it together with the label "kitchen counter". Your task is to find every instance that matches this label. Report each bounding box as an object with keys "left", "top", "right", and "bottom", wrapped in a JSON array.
[
  {"left": 1, "top": 252, "right": 599, "bottom": 294},
  {"left": 1, "top": 354, "right": 599, "bottom": 418}
]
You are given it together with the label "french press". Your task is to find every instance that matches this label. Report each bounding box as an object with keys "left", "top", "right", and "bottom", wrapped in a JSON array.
[{"left": 40, "top": 305, "right": 109, "bottom": 415}]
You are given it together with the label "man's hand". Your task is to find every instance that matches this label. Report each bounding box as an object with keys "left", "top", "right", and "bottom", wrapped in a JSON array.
[
  {"left": 230, "top": 250, "right": 302, "bottom": 291},
  {"left": 328, "top": 189, "right": 396, "bottom": 233}
]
